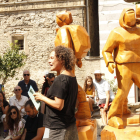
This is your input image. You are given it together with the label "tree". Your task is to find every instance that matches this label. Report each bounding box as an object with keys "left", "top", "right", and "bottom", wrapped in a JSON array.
[{"left": 0, "top": 41, "right": 27, "bottom": 85}]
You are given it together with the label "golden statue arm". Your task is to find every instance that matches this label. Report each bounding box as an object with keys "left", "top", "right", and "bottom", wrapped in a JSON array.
[{"left": 102, "top": 30, "right": 119, "bottom": 67}]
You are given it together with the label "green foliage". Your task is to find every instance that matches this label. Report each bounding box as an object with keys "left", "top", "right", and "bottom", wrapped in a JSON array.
[
  {"left": 103, "top": 76, "right": 118, "bottom": 93},
  {"left": 135, "top": 2, "right": 140, "bottom": 4},
  {"left": 0, "top": 41, "right": 27, "bottom": 84}
]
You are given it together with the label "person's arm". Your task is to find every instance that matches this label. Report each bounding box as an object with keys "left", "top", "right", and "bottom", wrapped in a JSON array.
[
  {"left": 1, "top": 104, "right": 9, "bottom": 114},
  {"left": 21, "top": 128, "right": 27, "bottom": 140},
  {"left": 34, "top": 93, "right": 64, "bottom": 111},
  {"left": 20, "top": 97, "right": 29, "bottom": 113},
  {"left": 7, "top": 135, "right": 22, "bottom": 140},
  {"left": 20, "top": 106, "right": 25, "bottom": 113},
  {"left": 92, "top": 86, "right": 95, "bottom": 98},
  {"left": 102, "top": 30, "right": 118, "bottom": 74},
  {"left": 104, "top": 91, "right": 110, "bottom": 111},
  {"left": 31, "top": 127, "right": 45, "bottom": 140}
]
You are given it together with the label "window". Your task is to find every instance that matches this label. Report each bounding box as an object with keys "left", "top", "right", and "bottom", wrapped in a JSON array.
[{"left": 12, "top": 35, "right": 24, "bottom": 50}]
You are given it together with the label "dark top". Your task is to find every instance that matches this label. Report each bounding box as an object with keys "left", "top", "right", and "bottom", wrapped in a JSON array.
[
  {"left": 25, "top": 113, "right": 43, "bottom": 140},
  {"left": 0, "top": 100, "right": 9, "bottom": 116},
  {"left": 41, "top": 82, "right": 50, "bottom": 96},
  {"left": 18, "top": 79, "right": 38, "bottom": 98},
  {"left": 43, "top": 74, "right": 78, "bottom": 129}
]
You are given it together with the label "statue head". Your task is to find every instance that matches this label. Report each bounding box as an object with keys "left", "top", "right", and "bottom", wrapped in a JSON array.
[
  {"left": 56, "top": 11, "right": 73, "bottom": 27},
  {"left": 119, "top": 8, "right": 136, "bottom": 29}
]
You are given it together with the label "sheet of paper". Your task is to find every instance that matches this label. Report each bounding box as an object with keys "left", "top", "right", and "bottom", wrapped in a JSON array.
[
  {"left": 43, "top": 128, "right": 50, "bottom": 139},
  {"left": 28, "top": 85, "right": 40, "bottom": 111}
]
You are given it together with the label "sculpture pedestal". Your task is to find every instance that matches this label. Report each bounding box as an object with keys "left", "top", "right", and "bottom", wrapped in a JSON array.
[
  {"left": 101, "top": 114, "right": 140, "bottom": 140},
  {"left": 76, "top": 119, "right": 97, "bottom": 140}
]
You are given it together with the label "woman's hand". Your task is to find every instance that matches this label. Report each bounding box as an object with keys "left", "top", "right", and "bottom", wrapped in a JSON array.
[{"left": 34, "top": 93, "right": 44, "bottom": 102}]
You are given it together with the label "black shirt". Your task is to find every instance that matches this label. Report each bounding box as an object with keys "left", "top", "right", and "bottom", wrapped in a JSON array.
[
  {"left": 0, "top": 100, "right": 9, "bottom": 115},
  {"left": 25, "top": 113, "right": 43, "bottom": 140},
  {"left": 43, "top": 74, "right": 78, "bottom": 129},
  {"left": 18, "top": 79, "right": 38, "bottom": 98}
]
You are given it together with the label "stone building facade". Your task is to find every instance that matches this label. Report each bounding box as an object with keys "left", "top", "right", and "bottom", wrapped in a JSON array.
[
  {"left": 0, "top": 0, "right": 100, "bottom": 99},
  {"left": 2, "top": 0, "right": 136, "bottom": 102}
]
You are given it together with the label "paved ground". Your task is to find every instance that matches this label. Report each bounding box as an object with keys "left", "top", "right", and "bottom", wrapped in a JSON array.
[{"left": 92, "top": 110, "right": 102, "bottom": 140}]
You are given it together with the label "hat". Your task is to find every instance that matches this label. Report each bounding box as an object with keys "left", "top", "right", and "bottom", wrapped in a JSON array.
[{"left": 93, "top": 70, "right": 105, "bottom": 75}]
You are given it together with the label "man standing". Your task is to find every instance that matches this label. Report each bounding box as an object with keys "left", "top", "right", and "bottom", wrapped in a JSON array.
[
  {"left": 41, "top": 73, "right": 55, "bottom": 96},
  {"left": 18, "top": 70, "right": 38, "bottom": 98},
  {"left": 9, "top": 86, "right": 28, "bottom": 119},
  {"left": 93, "top": 70, "right": 114, "bottom": 126},
  {"left": 21, "top": 100, "right": 44, "bottom": 140},
  {"left": 41, "top": 73, "right": 55, "bottom": 114}
]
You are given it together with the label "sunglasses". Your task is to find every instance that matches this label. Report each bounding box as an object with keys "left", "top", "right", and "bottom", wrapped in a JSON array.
[
  {"left": 15, "top": 89, "right": 21, "bottom": 91},
  {"left": 24, "top": 74, "right": 30, "bottom": 76},
  {"left": 10, "top": 111, "right": 16, "bottom": 115}
]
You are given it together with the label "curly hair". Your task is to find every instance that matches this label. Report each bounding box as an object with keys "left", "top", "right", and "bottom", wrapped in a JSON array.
[
  {"left": 6, "top": 106, "right": 21, "bottom": 131},
  {"left": 55, "top": 46, "right": 76, "bottom": 70},
  {"left": 83, "top": 76, "right": 94, "bottom": 92}
]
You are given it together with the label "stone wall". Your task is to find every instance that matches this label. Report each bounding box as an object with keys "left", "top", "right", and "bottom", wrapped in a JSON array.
[{"left": 0, "top": 0, "right": 101, "bottom": 100}]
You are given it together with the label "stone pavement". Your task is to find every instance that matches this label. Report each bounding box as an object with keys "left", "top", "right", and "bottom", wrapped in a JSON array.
[{"left": 92, "top": 111, "right": 102, "bottom": 140}]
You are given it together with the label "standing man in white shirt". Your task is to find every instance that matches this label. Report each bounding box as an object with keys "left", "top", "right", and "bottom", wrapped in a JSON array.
[
  {"left": 93, "top": 70, "right": 115, "bottom": 126},
  {"left": 9, "top": 85, "right": 28, "bottom": 120}
]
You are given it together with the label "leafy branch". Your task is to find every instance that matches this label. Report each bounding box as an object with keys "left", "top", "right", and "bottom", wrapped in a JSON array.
[{"left": 0, "top": 41, "right": 27, "bottom": 85}]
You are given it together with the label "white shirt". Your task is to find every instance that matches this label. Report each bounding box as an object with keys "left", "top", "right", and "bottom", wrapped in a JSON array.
[
  {"left": 93, "top": 79, "right": 115, "bottom": 100},
  {"left": 9, "top": 95, "right": 28, "bottom": 117}
]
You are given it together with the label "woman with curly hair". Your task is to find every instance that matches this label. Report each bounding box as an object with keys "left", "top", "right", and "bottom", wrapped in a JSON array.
[
  {"left": 4, "top": 106, "right": 24, "bottom": 140},
  {"left": 34, "top": 46, "right": 79, "bottom": 140}
]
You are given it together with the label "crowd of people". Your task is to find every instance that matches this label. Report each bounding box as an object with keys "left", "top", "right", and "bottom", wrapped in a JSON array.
[
  {"left": 0, "top": 68, "right": 44, "bottom": 140},
  {"left": 0, "top": 45, "right": 115, "bottom": 140}
]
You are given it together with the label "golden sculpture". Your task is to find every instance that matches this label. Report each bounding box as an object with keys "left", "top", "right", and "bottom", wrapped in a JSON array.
[
  {"left": 102, "top": 8, "right": 140, "bottom": 129},
  {"left": 55, "top": 11, "right": 97, "bottom": 140},
  {"left": 55, "top": 11, "right": 91, "bottom": 69},
  {"left": 136, "top": 4, "right": 140, "bottom": 25}
]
